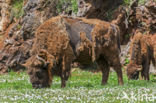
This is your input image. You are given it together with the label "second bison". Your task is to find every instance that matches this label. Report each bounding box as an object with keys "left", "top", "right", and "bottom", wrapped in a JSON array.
[
  {"left": 24, "top": 16, "right": 124, "bottom": 88},
  {"left": 127, "top": 32, "right": 156, "bottom": 80}
]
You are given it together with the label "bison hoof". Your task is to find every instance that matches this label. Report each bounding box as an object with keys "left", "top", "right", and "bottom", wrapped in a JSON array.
[
  {"left": 101, "top": 82, "right": 107, "bottom": 86},
  {"left": 119, "top": 82, "right": 124, "bottom": 85},
  {"left": 61, "top": 85, "right": 66, "bottom": 88}
]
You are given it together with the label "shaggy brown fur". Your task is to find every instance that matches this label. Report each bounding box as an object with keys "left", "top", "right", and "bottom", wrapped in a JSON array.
[
  {"left": 127, "top": 32, "right": 156, "bottom": 80},
  {"left": 24, "top": 16, "right": 124, "bottom": 88}
]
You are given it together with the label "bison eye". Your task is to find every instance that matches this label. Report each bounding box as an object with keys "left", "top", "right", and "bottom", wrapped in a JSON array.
[{"left": 36, "top": 71, "right": 42, "bottom": 79}]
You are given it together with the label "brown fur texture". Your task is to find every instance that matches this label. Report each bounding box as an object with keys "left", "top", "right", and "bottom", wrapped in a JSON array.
[
  {"left": 127, "top": 32, "right": 156, "bottom": 80},
  {"left": 24, "top": 16, "right": 124, "bottom": 88}
]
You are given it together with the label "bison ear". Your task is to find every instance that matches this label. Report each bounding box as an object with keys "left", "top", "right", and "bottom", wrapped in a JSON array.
[
  {"left": 21, "top": 63, "right": 27, "bottom": 67},
  {"left": 21, "top": 62, "right": 29, "bottom": 69}
]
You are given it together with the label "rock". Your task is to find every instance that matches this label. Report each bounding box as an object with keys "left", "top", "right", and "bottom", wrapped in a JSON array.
[
  {"left": 128, "top": 0, "right": 156, "bottom": 35},
  {"left": 0, "top": 0, "right": 58, "bottom": 73},
  {"left": 77, "top": 0, "right": 123, "bottom": 20},
  {"left": 0, "top": 0, "right": 12, "bottom": 32},
  {"left": 120, "top": 42, "right": 131, "bottom": 65}
]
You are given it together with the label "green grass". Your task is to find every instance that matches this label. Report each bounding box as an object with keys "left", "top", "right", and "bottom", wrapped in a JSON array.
[
  {"left": 123, "top": 0, "right": 147, "bottom": 6},
  {"left": 0, "top": 69, "right": 155, "bottom": 102},
  {"left": 57, "top": 0, "right": 78, "bottom": 14},
  {"left": 11, "top": 0, "right": 24, "bottom": 19}
]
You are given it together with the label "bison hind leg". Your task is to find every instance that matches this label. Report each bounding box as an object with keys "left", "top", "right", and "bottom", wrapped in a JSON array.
[
  {"left": 112, "top": 64, "right": 124, "bottom": 85},
  {"left": 97, "top": 58, "right": 110, "bottom": 85}
]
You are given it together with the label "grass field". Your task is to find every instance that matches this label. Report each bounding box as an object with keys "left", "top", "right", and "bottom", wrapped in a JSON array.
[{"left": 0, "top": 69, "right": 155, "bottom": 103}]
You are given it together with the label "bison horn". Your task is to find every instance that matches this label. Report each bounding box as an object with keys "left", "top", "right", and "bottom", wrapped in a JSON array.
[
  {"left": 21, "top": 63, "right": 27, "bottom": 68},
  {"left": 36, "top": 55, "right": 46, "bottom": 63},
  {"left": 36, "top": 55, "right": 49, "bottom": 68}
]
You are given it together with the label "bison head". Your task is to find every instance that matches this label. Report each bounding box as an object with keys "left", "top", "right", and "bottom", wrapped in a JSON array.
[
  {"left": 23, "top": 54, "right": 55, "bottom": 89},
  {"left": 126, "top": 63, "right": 142, "bottom": 80}
]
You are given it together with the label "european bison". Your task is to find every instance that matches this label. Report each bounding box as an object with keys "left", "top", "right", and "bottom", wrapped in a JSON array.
[
  {"left": 127, "top": 32, "right": 156, "bottom": 80},
  {"left": 24, "top": 16, "right": 124, "bottom": 88}
]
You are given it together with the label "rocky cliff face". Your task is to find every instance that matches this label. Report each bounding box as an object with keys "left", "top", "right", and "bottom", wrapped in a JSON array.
[
  {"left": 0, "top": 0, "right": 58, "bottom": 73},
  {"left": 130, "top": 0, "right": 156, "bottom": 34},
  {"left": 77, "top": 0, "right": 123, "bottom": 20},
  {"left": 0, "top": 0, "right": 12, "bottom": 32}
]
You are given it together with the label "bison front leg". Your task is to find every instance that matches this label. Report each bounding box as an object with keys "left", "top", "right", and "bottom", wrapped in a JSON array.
[
  {"left": 97, "top": 59, "right": 110, "bottom": 85},
  {"left": 61, "top": 75, "right": 67, "bottom": 88},
  {"left": 61, "top": 65, "right": 71, "bottom": 88},
  {"left": 61, "top": 68, "right": 71, "bottom": 88},
  {"left": 61, "top": 54, "right": 73, "bottom": 88}
]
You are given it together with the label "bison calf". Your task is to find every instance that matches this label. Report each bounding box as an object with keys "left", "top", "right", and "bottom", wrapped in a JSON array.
[{"left": 24, "top": 16, "right": 124, "bottom": 88}]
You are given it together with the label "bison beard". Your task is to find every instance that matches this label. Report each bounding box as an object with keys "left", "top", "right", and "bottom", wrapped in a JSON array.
[{"left": 24, "top": 16, "right": 124, "bottom": 88}]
